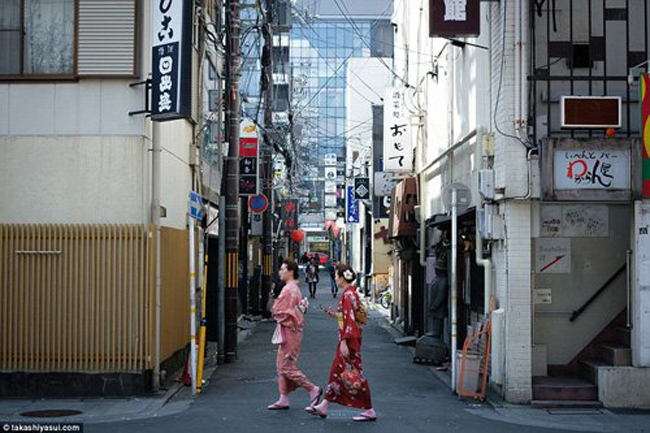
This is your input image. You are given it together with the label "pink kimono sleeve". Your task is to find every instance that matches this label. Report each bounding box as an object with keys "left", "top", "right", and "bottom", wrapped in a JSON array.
[{"left": 272, "top": 285, "right": 302, "bottom": 328}]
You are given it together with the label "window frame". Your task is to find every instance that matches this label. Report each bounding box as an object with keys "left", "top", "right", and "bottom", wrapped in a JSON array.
[{"left": 0, "top": 0, "right": 78, "bottom": 82}]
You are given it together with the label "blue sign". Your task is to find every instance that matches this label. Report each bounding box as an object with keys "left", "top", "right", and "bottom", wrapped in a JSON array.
[
  {"left": 249, "top": 193, "right": 269, "bottom": 214},
  {"left": 189, "top": 190, "right": 203, "bottom": 221},
  {"left": 346, "top": 186, "right": 359, "bottom": 223}
]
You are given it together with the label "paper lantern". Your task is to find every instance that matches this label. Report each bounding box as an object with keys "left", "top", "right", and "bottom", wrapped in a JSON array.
[{"left": 291, "top": 229, "right": 305, "bottom": 242}]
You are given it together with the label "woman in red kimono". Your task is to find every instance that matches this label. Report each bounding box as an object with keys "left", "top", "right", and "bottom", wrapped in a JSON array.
[
  {"left": 268, "top": 260, "right": 322, "bottom": 410},
  {"left": 305, "top": 264, "right": 376, "bottom": 422}
]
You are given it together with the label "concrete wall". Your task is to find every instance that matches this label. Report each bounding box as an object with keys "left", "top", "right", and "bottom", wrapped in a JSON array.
[
  {"left": 598, "top": 367, "right": 650, "bottom": 409},
  {"left": 0, "top": 135, "right": 149, "bottom": 224}
]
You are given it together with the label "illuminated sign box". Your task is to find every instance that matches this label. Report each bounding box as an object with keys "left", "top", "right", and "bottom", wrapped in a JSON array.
[{"left": 560, "top": 96, "right": 622, "bottom": 129}]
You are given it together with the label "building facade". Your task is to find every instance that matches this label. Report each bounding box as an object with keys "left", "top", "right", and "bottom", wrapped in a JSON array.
[{"left": 391, "top": 0, "right": 650, "bottom": 408}]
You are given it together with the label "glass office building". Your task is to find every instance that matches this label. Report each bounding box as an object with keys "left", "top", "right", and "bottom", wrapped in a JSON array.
[{"left": 290, "top": 16, "right": 392, "bottom": 161}]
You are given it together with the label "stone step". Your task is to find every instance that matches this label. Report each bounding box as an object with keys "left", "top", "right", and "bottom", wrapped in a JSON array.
[
  {"left": 532, "top": 376, "right": 599, "bottom": 401},
  {"left": 580, "top": 359, "right": 609, "bottom": 385},
  {"left": 597, "top": 343, "right": 631, "bottom": 366},
  {"left": 531, "top": 399, "right": 604, "bottom": 409},
  {"left": 613, "top": 326, "right": 631, "bottom": 347}
]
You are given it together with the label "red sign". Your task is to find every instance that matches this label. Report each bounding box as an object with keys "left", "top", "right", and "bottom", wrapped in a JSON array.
[{"left": 239, "top": 138, "right": 258, "bottom": 157}]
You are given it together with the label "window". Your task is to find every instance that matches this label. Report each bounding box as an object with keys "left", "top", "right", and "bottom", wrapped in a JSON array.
[
  {"left": 1, "top": 0, "right": 138, "bottom": 79},
  {"left": 0, "top": 0, "right": 75, "bottom": 76}
]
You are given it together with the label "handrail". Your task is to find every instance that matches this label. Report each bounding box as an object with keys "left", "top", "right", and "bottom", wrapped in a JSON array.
[{"left": 569, "top": 263, "right": 626, "bottom": 322}]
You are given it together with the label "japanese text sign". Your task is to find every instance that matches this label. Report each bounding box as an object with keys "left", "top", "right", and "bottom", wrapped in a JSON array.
[
  {"left": 152, "top": 0, "right": 192, "bottom": 121},
  {"left": 346, "top": 186, "right": 359, "bottom": 223},
  {"left": 554, "top": 150, "right": 630, "bottom": 190},
  {"left": 383, "top": 88, "right": 413, "bottom": 173}
]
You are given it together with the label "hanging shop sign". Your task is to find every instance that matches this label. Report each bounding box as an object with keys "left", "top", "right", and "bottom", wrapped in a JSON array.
[
  {"left": 152, "top": 0, "right": 192, "bottom": 121},
  {"left": 429, "top": 0, "right": 480, "bottom": 37},
  {"left": 324, "top": 167, "right": 337, "bottom": 181},
  {"left": 324, "top": 153, "right": 338, "bottom": 166},
  {"left": 239, "top": 119, "right": 259, "bottom": 196},
  {"left": 346, "top": 186, "right": 360, "bottom": 223},
  {"left": 354, "top": 177, "right": 371, "bottom": 200},
  {"left": 374, "top": 171, "right": 400, "bottom": 197},
  {"left": 281, "top": 199, "right": 298, "bottom": 231},
  {"left": 383, "top": 88, "right": 414, "bottom": 173}
]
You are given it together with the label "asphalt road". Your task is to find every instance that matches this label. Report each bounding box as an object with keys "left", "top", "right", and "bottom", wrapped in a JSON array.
[{"left": 87, "top": 276, "right": 583, "bottom": 433}]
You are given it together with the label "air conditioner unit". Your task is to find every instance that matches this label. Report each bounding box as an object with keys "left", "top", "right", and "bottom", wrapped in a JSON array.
[
  {"left": 478, "top": 169, "right": 495, "bottom": 200},
  {"left": 477, "top": 203, "right": 502, "bottom": 240}
]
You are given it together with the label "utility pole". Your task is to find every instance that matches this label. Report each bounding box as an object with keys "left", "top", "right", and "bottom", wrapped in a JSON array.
[
  {"left": 224, "top": 0, "right": 241, "bottom": 363},
  {"left": 261, "top": 0, "right": 274, "bottom": 315}
]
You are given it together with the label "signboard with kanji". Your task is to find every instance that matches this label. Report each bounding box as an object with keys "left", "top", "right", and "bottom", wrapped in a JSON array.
[
  {"left": 346, "top": 186, "right": 359, "bottom": 223},
  {"left": 429, "top": 0, "right": 480, "bottom": 37},
  {"left": 281, "top": 200, "right": 298, "bottom": 231},
  {"left": 152, "top": 0, "right": 192, "bottom": 121},
  {"left": 383, "top": 88, "right": 413, "bottom": 172},
  {"left": 239, "top": 119, "right": 259, "bottom": 196}
]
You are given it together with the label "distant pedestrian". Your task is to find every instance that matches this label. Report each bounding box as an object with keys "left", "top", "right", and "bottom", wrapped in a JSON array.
[
  {"left": 305, "top": 259, "right": 319, "bottom": 298},
  {"left": 328, "top": 260, "right": 338, "bottom": 298},
  {"left": 268, "top": 260, "right": 322, "bottom": 410},
  {"left": 306, "top": 263, "right": 376, "bottom": 422}
]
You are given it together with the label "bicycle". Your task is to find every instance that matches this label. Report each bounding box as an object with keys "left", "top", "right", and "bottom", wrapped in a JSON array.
[{"left": 378, "top": 285, "right": 392, "bottom": 309}]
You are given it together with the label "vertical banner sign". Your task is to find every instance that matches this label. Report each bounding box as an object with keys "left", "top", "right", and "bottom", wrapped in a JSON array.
[
  {"left": 346, "top": 186, "right": 360, "bottom": 223},
  {"left": 239, "top": 119, "right": 259, "bottom": 196},
  {"left": 152, "top": 0, "right": 192, "bottom": 121},
  {"left": 282, "top": 200, "right": 298, "bottom": 232},
  {"left": 383, "top": 88, "right": 414, "bottom": 172},
  {"left": 641, "top": 74, "right": 650, "bottom": 198}
]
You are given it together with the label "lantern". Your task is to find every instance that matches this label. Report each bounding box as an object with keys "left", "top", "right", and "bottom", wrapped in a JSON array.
[{"left": 291, "top": 229, "right": 305, "bottom": 243}]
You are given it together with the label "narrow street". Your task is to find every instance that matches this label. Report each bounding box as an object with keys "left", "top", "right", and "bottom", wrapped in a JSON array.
[{"left": 86, "top": 276, "right": 580, "bottom": 433}]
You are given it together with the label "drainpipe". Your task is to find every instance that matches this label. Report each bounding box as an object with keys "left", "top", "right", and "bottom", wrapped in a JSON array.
[
  {"left": 514, "top": 0, "right": 521, "bottom": 134},
  {"left": 151, "top": 121, "right": 162, "bottom": 391},
  {"left": 475, "top": 127, "right": 493, "bottom": 315},
  {"left": 520, "top": 0, "right": 529, "bottom": 137}
]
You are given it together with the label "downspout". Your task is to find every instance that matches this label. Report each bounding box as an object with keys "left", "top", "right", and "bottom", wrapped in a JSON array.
[
  {"left": 520, "top": 0, "right": 529, "bottom": 138},
  {"left": 475, "top": 127, "right": 493, "bottom": 315},
  {"left": 151, "top": 121, "right": 162, "bottom": 391},
  {"left": 514, "top": 0, "right": 521, "bottom": 134}
]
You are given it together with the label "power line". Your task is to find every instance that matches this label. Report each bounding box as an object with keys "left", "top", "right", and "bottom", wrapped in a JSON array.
[
  {"left": 292, "top": 17, "right": 385, "bottom": 103},
  {"left": 330, "top": 0, "right": 410, "bottom": 87}
]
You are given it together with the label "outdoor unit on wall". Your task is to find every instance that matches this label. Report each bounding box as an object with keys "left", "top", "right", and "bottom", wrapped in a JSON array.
[
  {"left": 477, "top": 203, "right": 502, "bottom": 240},
  {"left": 478, "top": 169, "right": 495, "bottom": 200},
  {"left": 560, "top": 96, "right": 622, "bottom": 129}
]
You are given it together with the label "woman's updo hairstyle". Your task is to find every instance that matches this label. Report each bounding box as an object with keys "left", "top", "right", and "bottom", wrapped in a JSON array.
[
  {"left": 282, "top": 259, "right": 299, "bottom": 280},
  {"left": 336, "top": 263, "right": 356, "bottom": 283}
]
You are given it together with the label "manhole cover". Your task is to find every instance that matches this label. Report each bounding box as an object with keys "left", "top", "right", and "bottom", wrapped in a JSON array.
[{"left": 21, "top": 410, "right": 83, "bottom": 418}]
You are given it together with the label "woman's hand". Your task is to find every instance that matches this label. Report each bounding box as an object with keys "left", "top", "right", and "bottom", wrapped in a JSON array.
[
  {"left": 340, "top": 339, "right": 349, "bottom": 358},
  {"left": 325, "top": 307, "right": 337, "bottom": 318}
]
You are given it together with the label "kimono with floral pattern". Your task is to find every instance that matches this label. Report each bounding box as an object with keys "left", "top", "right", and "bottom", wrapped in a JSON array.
[
  {"left": 324, "top": 286, "right": 372, "bottom": 409},
  {"left": 271, "top": 280, "right": 315, "bottom": 395}
]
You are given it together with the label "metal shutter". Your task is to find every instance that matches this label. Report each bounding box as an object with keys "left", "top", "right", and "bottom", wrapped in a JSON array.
[{"left": 78, "top": 0, "right": 137, "bottom": 76}]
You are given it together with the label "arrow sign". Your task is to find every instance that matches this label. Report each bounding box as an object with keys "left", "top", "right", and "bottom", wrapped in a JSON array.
[{"left": 539, "top": 255, "right": 565, "bottom": 273}]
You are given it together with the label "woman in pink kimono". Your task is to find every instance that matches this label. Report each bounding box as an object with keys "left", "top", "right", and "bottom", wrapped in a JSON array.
[{"left": 267, "top": 260, "right": 322, "bottom": 410}]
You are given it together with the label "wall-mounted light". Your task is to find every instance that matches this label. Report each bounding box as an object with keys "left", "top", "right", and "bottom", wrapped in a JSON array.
[{"left": 628, "top": 59, "right": 650, "bottom": 86}]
